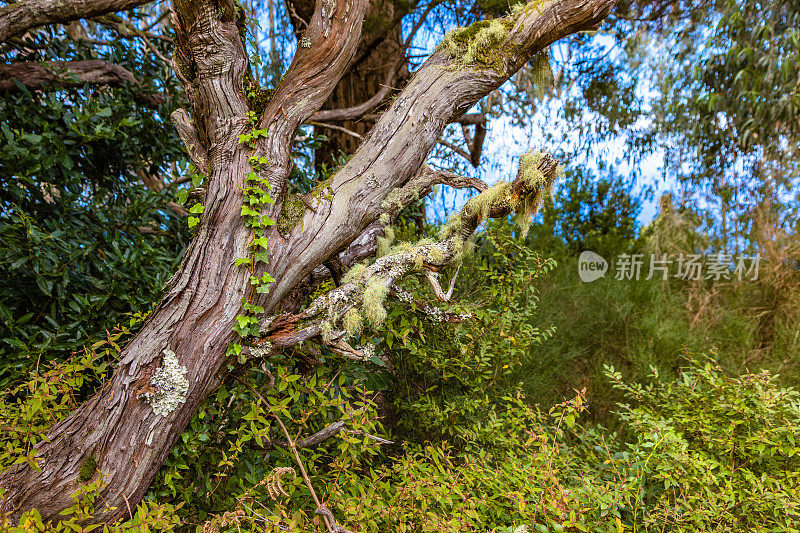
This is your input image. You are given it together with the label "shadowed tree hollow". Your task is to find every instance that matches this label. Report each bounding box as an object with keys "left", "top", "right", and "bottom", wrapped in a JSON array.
[{"left": 0, "top": 0, "right": 614, "bottom": 523}]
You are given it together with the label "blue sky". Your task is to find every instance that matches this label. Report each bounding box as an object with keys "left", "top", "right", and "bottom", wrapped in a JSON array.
[{"left": 423, "top": 31, "right": 675, "bottom": 227}]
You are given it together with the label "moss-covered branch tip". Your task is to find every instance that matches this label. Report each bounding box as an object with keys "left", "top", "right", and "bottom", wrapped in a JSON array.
[{"left": 439, "top": 0, "right": 551, "bottom": 70}]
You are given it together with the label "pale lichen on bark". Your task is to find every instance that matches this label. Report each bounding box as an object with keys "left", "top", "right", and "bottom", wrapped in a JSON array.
[{"left": 144, "top": 349, "right": 189, "bottom": 417}]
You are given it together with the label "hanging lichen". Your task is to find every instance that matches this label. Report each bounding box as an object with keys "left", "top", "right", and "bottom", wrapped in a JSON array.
[
  {"left": 514, "top": 150, "right": 562, "bottom": 238},
  {"left": 376, "top": 226, "right": 396, "bottom": 257},
  {"left": 343, "top": 307, "right": 364, "bottom": 337},
  {"left": 427, "top": 245, "right": 446, "bottom": 263},
  {"left": 530, "top": 51, "right": 555, "bottom": 99},
  {"left": 464, "top": 181, "right": 512, "bottom": 223},
  {"left": 362, "top": 276, "right": 389, "bottom": 328},
  {"left": 320, "top": 320, "right": 334, "bottom": 343},
  {"left": 439, "top": 213, "right": 464, "bottom": 241},
  {"left": 342, "top": 263, "right": 368, "bottom": 284}
]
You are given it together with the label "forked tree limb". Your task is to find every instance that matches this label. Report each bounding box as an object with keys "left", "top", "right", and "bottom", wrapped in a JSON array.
[
  {"left": 258, "top": 0, "right": 615, "bottom": 314},
  {"left": 252, "top": 0, "right": 369, "bottom": 202},
  {"left": 255, "top": 151, "right": 560, "bottom": 355},
  {"left": 0, "top": 0, "right": 150, "bottom": 43}
]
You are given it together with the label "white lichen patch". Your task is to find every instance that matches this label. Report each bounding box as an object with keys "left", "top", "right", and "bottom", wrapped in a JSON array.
[
  {"left": 439, "top": 213, "right": 464, "bottom": 240},
  {"left": 147, "top": 349, "right": 189, "bottom": 417},
  {"left": 360, "top": 342, "right": 375, "bottom": 361},
  {"left": 250, "top": 341, "right": 273, "bottom": 359}
]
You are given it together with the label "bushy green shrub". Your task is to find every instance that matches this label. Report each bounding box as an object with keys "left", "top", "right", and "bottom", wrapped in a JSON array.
[
  {"left": 378, "top": 224, "right": 556, "bottom": 444},
  {"left": 0, "top": 314, "right": 180, "bottom": 531},
  {"left": 608, "top": 355, "right": 800, "bottom": 531},
  {"left": 5, "top": 479, "right": 180, "bottom": 532},
  {"left": 325, "top": 356, "right": 800, "bottom": 532},
  {"left": 147, "top": 357, "right": 384, "bottom": 529}
]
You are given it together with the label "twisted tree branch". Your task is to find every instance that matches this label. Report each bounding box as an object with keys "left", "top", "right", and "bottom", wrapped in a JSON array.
[
  {"left": 254, "top": 151, "right": 560, "bottom": 355},
  {"left": 0, "top": 0, "right": 149, "bottom": 43},
  {"left": 0, "top": 60, "right": 164, "bottom": 108}
]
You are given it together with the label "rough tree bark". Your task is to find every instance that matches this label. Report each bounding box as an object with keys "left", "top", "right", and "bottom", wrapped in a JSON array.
[
  {"left": 0, "top": 0, "right": 615, "bottom": 523},
  {"left": 287, "top": 0, "right": 409, "bottom": 171},
  {"left": 0, "top": 60, "right": 164, "bottom": 107},
  {"left": 0, "top": 0, "right": 150, "bottom": 43}
]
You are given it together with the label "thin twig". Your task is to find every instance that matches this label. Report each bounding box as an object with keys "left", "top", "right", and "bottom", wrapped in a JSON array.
[
  {"left": 307, "top": 121, "right": 363, "bottom": 140},
  {"left": 235, "top": 377, "right": 342, "bottom": 533}
]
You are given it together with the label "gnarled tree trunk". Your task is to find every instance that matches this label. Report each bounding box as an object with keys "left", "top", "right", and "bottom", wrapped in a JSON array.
[
  {"left": 0, "top": 0, "right": 614, "bottom": 523},
  {"left": 287, "top": 0, "right": 409, "bottom": 171}
]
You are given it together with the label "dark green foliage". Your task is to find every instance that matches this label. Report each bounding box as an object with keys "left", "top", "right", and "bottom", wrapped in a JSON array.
[
  {"left": 2, "top": 212, "right": 798, "bottom": 531},
  {"left": 379, "top": 225, "right": 555, "bottom": 444},
  {"left": 0, "top": 26, "right": 190, "bottom": 387}
]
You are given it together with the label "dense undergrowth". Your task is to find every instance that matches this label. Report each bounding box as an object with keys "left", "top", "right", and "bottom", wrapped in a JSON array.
[{"left": 2, "top": 170, "right": 799, "bottom": 531}]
